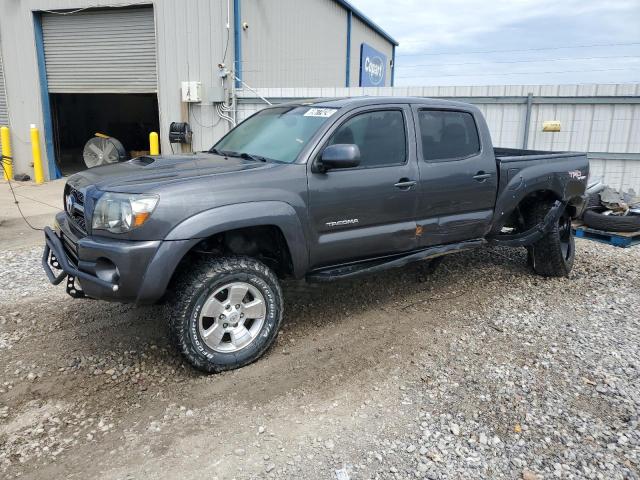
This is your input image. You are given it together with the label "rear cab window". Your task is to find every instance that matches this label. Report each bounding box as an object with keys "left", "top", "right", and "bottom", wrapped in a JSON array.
[{"left": 417, "top": 110, "right": 480, "bottom": 161}]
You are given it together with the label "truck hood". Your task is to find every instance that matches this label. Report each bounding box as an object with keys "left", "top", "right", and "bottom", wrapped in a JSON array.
[{"left": 66, "top": 153, "right": 272, "bottom": 192}]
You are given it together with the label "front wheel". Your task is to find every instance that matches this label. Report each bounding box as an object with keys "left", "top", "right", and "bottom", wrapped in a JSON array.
[
  {"left": 525, "top": 200, "right": 575, "bottom": 277},
  {"left": 169, "top": 256, "right": 283, "bottom": 373}
]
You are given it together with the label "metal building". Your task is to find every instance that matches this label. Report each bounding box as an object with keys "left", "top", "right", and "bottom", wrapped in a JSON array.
[{"left": 0, "top": 0, "right": 397, "bottom": 180}]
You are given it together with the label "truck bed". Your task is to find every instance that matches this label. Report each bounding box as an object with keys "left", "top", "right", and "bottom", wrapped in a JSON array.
[
  {"left": 490, "top": 147, "right": 589, "bottom": 235},
  {"left": 494, "top": 147, "right": 585, "bottom": 163}
]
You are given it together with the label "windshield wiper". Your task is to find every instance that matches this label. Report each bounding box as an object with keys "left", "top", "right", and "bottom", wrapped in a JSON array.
[
  {"left": 239, "top": 152, "right": 271, "bottom": 163},
  {"left": 210, "top": 149, "right": 274, "bottom": 163},
  {"left": 210, "top": 148, "right": 238, "bottom": 157}
]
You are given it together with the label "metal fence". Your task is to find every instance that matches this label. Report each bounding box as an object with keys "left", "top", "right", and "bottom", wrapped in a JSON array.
[{"left": 234, "top": 83, "right": 640, "bottom": 191}]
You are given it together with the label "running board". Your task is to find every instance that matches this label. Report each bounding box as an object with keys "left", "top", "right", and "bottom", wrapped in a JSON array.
[{"left": 306, "top": 239, "right": 486, "bottom": 282}]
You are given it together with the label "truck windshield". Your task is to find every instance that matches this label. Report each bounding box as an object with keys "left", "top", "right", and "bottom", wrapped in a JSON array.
[{"left": 211, "top": 106, "right": 338, "bottom": 163}]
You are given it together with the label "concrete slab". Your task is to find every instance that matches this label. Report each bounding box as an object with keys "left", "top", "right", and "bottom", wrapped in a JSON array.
[{"left": 0, "top": 179, "right": 65, "bottom": 248}]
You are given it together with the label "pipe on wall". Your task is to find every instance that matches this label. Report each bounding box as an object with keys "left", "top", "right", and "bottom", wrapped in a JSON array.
[{"left": 345, "top": 10, "right": 352, "bottom": 87}]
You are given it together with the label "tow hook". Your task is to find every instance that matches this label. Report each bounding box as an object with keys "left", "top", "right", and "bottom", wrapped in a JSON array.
[{"left": 488, "top": 201, "right": 566, "bottom": 247}]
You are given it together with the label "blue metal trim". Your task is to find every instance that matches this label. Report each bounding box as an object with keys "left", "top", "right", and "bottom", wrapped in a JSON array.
[
  {"left": 33, "top": 13, "right": 61, "bottom": 180},
  {"left": 233, "top": 0, "right": 242, "bottom": 88},
  {"left": 391, "top": 45, "right": 395, "bottom": 86},
  {"left": 333, "top": 0, "right": 399, "bottom": 46},
  {"left": 358, "top": 43, "right": 364, "bottom": 87},
  {"left": 345, "top": 11, "right": 352, "bottom": 87}
]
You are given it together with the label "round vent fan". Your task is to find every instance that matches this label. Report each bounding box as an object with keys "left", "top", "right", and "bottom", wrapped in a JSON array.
[{"left": 82, "top": 135, "right": 127, "bottom": 168}]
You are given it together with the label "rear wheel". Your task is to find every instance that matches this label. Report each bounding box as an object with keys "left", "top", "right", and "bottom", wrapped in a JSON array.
[
  {"left": 525, "top": 200, "right": 575, "bottom": 277},
  {"left": 169, "top": 256, "right": 283, "bottom": 373}
]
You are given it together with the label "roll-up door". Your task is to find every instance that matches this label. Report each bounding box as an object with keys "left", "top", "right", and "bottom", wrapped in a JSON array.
[{"left": 41, "top": 7, "right": 157, "bottom": 93}]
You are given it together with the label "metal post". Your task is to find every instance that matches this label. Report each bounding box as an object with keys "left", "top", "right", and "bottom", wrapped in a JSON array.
[
  {"left": 31, "top": 124, "right": 45, "bottom": 184},
  {"left": 522, "top": 92, "right": 533, "bottom": 149},
  {"left": 1, "top": 126, "right": 12, "bottom": 180},
  {"left": 233, "top": 0, "right": 242, "bottom": 89},
  {"left": 391, "top": 45, "right": 395, "bottom": 87},
  {"left": 345, "top": 10, "right": 352, "bottom": 87},
  {"left": 149, "top": 132, "right": 159, "bottom": 155}
]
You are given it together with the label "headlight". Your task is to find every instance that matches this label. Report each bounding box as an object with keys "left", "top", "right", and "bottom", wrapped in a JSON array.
[{"left": 91, "top": 192, "right": 159, "bottom": 233}]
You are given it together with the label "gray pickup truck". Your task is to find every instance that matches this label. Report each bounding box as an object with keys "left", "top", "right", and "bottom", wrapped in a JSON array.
[{"left": 43, "top": 97, "right": 588, "bottom": 372}]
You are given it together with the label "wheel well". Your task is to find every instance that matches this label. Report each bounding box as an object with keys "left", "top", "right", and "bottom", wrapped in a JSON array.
[
  {"left": 502, "top": 190, "right": 562, "bottom": 231},
  {"left": 173, "top": 225, "right": 294, "bottom": 280}
]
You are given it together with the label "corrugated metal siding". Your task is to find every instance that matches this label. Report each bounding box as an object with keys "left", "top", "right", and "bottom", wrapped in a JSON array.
[
  {"left": 0, "top": 43, "right": 7, "bottom": 128},
  {"left": 0, "top": 37, "right": 8, "bottom": 139},
  {"left": 349, "top": 16, "right": 394, "bottom": 87},
  {"left": 153, "top": 0, "right": 231, "bottom": 152},
  {"left": 0, "top": 38, "right": 7, "bottom": 155},
  {"left": 42, "top": 7, "right": 157, "bottom": 93},
  {"left": 241, "top": 0, "right": 348, "bottom": 87}
]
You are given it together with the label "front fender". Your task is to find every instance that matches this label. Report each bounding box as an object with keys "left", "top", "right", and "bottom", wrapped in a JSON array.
[
  {"left": 166, "top": 201, "right": 308, "bottom": 276},
  {"left": 135, "top": 201, "right": 309, "bottom": 304}
]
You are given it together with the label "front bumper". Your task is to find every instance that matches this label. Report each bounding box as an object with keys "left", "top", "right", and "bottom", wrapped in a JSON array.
[{"left": 43, "top": 212, "right": 163, "bottom": 303}]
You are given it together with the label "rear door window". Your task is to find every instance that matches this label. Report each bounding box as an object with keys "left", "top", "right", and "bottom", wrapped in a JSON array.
[{"left": 417, "top": 110, "right": 480, "bottom": 161}]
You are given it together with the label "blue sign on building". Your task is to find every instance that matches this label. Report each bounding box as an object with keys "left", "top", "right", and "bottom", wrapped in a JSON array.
[{"left": 359, "top": 43, "right": 387, "bottom": 87}]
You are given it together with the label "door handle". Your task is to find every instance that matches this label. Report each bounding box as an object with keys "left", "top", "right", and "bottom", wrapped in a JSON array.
[
  {"left": 473, "top": 172, "right": 492, "bottom": 181},
  {"left": 394, "top": 179, "right": 417, "bottom": 190}
]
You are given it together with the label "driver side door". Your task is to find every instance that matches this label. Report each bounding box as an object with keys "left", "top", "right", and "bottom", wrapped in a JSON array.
[{"left": 306, "top": 105, "right": 419, "bottom": 269}]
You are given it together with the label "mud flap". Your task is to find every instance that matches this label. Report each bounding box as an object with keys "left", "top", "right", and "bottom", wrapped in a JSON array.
[{"left": 488, "top": 200, "right": 566, "bottom": 247}]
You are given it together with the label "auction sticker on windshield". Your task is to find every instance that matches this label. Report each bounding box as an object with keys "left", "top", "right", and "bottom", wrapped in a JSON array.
[{"left": 304, "top": 108, "right": 338, "bottom": 118}]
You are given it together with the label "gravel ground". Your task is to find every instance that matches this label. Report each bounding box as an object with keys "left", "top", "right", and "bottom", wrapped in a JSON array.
[{"left": 0, "top": 239, "right": 639, "bottom": 479}]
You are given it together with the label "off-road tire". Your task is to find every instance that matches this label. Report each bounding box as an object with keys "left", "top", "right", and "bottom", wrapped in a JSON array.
[
  {"left": 524, "top": 200, "right": 575, "bottom": 277},
  {"left": 168, "top": 256, "right": 283, "bottom": 373}
]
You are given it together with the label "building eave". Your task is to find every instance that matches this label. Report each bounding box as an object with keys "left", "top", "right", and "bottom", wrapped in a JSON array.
[{"left": 333, "top": 0, "right": 399, "bottom": 46}]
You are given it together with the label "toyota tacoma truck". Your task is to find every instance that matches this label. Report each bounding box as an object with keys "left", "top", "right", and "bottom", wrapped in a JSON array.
[{"left": 43, "top": 97, "right": 588, "bottom": 372}]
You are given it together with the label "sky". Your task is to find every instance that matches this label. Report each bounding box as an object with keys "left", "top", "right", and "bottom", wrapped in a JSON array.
[{"left": 349, "top": 0, "right": 640, "bottom": 86}]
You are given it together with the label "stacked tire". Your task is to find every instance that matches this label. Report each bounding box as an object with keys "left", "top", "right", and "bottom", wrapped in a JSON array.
[{"left": 582, "top": 193, "right": 640, "bottom": 232}]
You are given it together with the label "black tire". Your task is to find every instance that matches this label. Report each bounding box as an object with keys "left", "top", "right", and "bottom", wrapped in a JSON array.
[
  {"left": 524, "top": 200, "right": 575, "bottom": 277},
  {"left": 584, "top": 193, "right": 601, "bottom": 210},
  {"left": 583, "top": 209, "right": 640, "bottom": 233},
  {"left": 168, "top": 256, "right": 283, "bottom": 373}
]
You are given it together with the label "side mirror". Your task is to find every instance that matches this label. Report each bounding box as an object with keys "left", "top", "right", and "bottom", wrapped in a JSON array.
[{"left": 315, "top": 144, "right": 360, "bottom": 172}]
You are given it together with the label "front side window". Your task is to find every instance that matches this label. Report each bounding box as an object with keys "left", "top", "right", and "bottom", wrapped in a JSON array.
[
  {"left": 327, "top": 110, "right": 407, "bottom": 168},
  {"left": 212, "top": 106, "right": 338, "bottom": 163},
  {"left": 418, "top": 110, "right": 480, "bottom": 161}
]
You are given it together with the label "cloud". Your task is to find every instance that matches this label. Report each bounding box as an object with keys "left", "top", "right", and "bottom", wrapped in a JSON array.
[
  {"left": 351, "top": 0, "right": 639, "bottom": 52},
  {"left": 349, "top": 0, "right": 640, "bottom": 85}
]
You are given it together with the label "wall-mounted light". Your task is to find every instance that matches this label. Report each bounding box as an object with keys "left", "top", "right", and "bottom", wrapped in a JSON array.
[{"left": 543, "top": 120, "right": 561, "bottom": 132}]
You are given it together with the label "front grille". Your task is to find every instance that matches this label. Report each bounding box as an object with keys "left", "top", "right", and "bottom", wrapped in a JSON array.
[
  {"left": 69, "top": 187, "right": 84, "bottom": 204},
  {"left": 73, "top": 215, "right": 87, "bottom": 231},
  {"left": 60, "top": 231, "right": 79, "bottom": 265},
  {"left": 64, "top": 185, "right": 88, "bottom": 234}
]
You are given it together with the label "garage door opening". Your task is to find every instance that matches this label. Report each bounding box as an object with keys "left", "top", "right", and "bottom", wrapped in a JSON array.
[
  {"left": 50, "top": 93, "right": 159, "bottom": 175},
  {"left": 40, "top": 6, "right": 157, "bottom": 176}
]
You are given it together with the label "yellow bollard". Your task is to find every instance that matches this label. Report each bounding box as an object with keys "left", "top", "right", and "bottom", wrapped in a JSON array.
[
  {"left": 1, "top": 126, "right": 12, "bottom": 181},
  {"left": 149, "top": 131, "right": 160, "bottom": 155},
  {"left": 30, "top": 124, "right": 45, "bottom": 184}
]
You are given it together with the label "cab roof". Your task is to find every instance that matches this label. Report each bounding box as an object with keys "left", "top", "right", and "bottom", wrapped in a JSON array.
[{"left": 277, "top": 96, "right": 477, "bottom": 111}]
